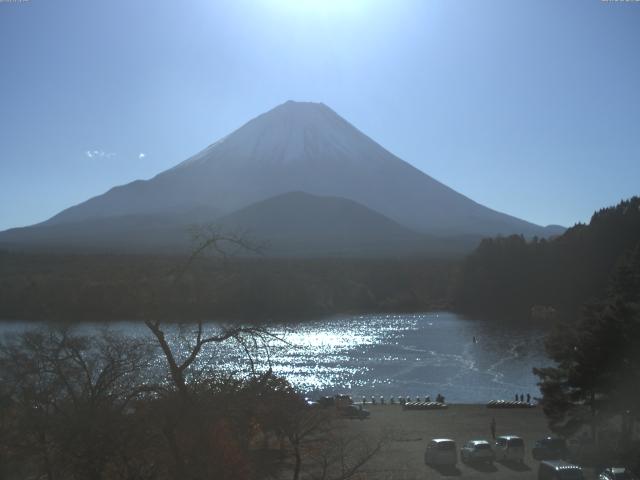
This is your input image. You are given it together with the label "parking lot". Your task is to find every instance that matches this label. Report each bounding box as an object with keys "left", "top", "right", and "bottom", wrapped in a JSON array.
[{"left": 336, "top": 404, "right": 597, "bottom": 479}]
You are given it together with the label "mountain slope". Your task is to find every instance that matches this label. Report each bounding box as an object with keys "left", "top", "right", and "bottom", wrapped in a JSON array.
[
  {"left": 0, "top": 192, "right": 480, "bottom": 256},
  {"left": 0, "top": 208, "right": 218, "bottom": 253},
  {"left": 216, "top": 191, "right": 429, "bottom": 256},
  {"left": 38, "top": 101, "right": 558, "bottom": 238}
]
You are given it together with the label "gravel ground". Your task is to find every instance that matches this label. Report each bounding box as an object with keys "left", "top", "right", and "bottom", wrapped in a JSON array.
[{"left": 335, "top": 404, "right": 596, "bottom": 480}]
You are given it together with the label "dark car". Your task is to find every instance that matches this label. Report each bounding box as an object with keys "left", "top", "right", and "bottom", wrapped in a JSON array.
[
  {"left": 334, "top": 394, "right": 352, "bottom": 409},
  {"left": 341, "top": 404, "right": 370, "bottom": 419},
  {"left": 538, "top": 460, "right": 584, "bottom": 480},
  {"left": 318, "top": 396, "right": 335, "bottom": 408},
  {"left": 533, "top": 437, "right": 569, "bottom": 460},
  {"left": 567, "top": 437, "right": 608, "bottom": 466}
]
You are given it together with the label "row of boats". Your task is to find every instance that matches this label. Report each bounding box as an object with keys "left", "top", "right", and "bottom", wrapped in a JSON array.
[
  {"left": 402, "top": 401, "right": 448, "bottom": 410},
  {"left": 487, "top": 399, "right": 536, "bottom": 409}
]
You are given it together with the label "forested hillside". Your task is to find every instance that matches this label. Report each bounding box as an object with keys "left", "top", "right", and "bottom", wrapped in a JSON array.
[
  {"left": 453, "top": 197, "right": 640, "bottom": 320},
  {"left": 4, "top": 197, "right": 638, "bottom": 324},
  {"left": 0, "top": 253, "right": 455, "bottom": 322}
]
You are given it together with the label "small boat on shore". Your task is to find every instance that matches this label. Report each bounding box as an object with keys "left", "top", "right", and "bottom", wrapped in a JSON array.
[
  {"left": 403, "top": 401, "right": 448, "bottom": 411},
  {"left": 486, "top": 400, "right": 535, "bottom": 409}
]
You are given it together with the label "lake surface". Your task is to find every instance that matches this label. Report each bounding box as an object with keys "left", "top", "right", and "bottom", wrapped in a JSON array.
[{"left": 0, "top": 312, "right": 551, "bottom": 404}]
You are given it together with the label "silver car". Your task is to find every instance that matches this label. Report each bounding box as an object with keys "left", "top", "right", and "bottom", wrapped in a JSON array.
[
  {"left": 424, "top": 438, "right": 457, "bottom": 466},
  {"left": 460, "top": 439, "right": 495, "bottom": 464}
]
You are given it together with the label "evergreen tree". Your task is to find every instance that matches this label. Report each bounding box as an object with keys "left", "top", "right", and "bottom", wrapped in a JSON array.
[
  {"left": 454, "top": 197, "right": 640, "bottom": 319},
  {"left": 534, "top": 244, "right": 640, "bottom": 443}
]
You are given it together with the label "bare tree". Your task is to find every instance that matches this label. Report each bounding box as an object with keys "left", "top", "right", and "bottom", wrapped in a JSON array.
[
  {"left": 0, "top": 328, "right": 154, "bottom": 480},
  {"left": 141, "top": 226, "right": 282, "bottom": 479},
  {"left": 0, "top": 226, "right": 387, "bottom": 480},
  {"left": 145, "top": 224, "right": 276, "bottom": 397},
  {"left": 307, "top": 426, "right": 386, "bottom": 480},
  {"left": 140, "top": 227, "right": 388, "bottom": 480},
  {"left": 144, "top": 320, "right": 277, "bottom": 401}
]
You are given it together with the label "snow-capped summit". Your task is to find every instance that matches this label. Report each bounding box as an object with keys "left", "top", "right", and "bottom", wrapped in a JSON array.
[{"left": 174, "top": 100, "right": 391, "bottom": 170}]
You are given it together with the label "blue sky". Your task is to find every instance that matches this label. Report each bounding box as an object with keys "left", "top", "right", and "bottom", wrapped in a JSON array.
[{"left": 1, "top": 0, "right": 639, "bottom": 231}]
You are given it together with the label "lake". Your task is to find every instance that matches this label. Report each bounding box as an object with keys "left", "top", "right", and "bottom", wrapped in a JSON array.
[{"left": 0, "top": 311, "right": 551, "bottom": 404}]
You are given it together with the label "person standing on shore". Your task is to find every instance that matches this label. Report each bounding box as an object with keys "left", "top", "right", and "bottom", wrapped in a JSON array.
[{"left": 490, "top": 417, "right": 496, "bottom": 439}]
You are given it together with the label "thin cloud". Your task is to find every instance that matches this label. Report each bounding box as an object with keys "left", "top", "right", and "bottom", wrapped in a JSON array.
[{"left": 85, "top": 150, "right": 116, "bottom": 159}]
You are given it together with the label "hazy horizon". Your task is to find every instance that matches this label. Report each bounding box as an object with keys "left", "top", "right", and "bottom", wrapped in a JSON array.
[{"left": 1, "top": 0, "right": 639, "bottom": 231}]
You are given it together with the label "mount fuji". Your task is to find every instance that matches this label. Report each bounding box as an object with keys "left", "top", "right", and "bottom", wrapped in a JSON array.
[{"left": 0, "top": 101, "right": 563, "bottom": 255}]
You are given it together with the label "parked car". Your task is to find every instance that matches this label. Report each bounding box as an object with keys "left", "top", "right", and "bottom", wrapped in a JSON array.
[
  {"left": 424, "top": 438, "right": 457, "bottom": 466},
  {"left": 538, "top": 460, "right": 584, "bottom": 480},
  {"left": 318, "top": 396, "right": 335, "bottom": 408},
  {"left": 533, "top": 436, "right": 569, "bottom": 460},
  {"left": 334, "top": 394, "right": 352, "bottom": 409},
  {"left": 598, "top": 467, "right": 639, "bottom": 480},
  {"left": 460, "top": 439, "right": 495, "bottom": 464},
  {"left": 340, "top": 404, "right": 370, "bottom": 419},
  {"left": 495, "top": 435, "right": 525, "bottom": 463},
  {"left": 303, "top": 396, "right": 319, "bottom": 407},
  {"left": 567, "top": 437, "right": 611, "bottom": 466}
]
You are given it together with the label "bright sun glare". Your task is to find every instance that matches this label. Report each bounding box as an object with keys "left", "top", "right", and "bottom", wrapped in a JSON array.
[{"left": 271, "top": 0, "right": 368, "bottom": 16}]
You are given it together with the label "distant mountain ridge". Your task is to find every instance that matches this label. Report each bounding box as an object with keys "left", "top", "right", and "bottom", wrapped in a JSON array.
[
  {"left": 216, "top": 191, "right": 480, "bottom": 257},
  {"left": 1, "top": 101, "right": 564, "bottom": 255},
  {"left": 0, "top": 192, "right": 481, "bottom": 257}
]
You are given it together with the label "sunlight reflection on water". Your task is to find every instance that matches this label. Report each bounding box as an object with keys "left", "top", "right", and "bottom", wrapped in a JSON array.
[{"left": 2, "top": 312, "right": 551, "bottom": 403}]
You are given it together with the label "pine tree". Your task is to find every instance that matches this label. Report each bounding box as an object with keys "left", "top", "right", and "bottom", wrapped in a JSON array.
[{"left": 534, "top": 244, "right": 640, "bottom": 442}]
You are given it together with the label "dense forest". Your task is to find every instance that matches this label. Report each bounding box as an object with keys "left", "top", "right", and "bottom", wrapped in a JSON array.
[
  {"left": 0, "top": 252, "right": 456, "bottom": 323},
  {"left": 453, "top": 197, "right": 640, "bottom": 321}
]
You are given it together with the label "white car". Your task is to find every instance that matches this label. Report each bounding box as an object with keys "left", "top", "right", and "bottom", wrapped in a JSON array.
[
  {"left": 598, "top": 467, "right": 639, "bottom": 480},
  {"left": 495, "top": 435, "right": 525, "bottom": 463},
  {"left": 424, "top": 438, "right": 457, "bottom": 466},
  {"left": 460, "top": 439, "right": 495, "bottom": 464},
  {"left": 538, "top": 460, "right": 584, "bottom": 479}
]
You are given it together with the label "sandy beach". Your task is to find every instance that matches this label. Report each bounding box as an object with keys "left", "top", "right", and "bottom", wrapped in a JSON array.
[{"left": 336, "top": 404, "right": 596, "bottom": 480}]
